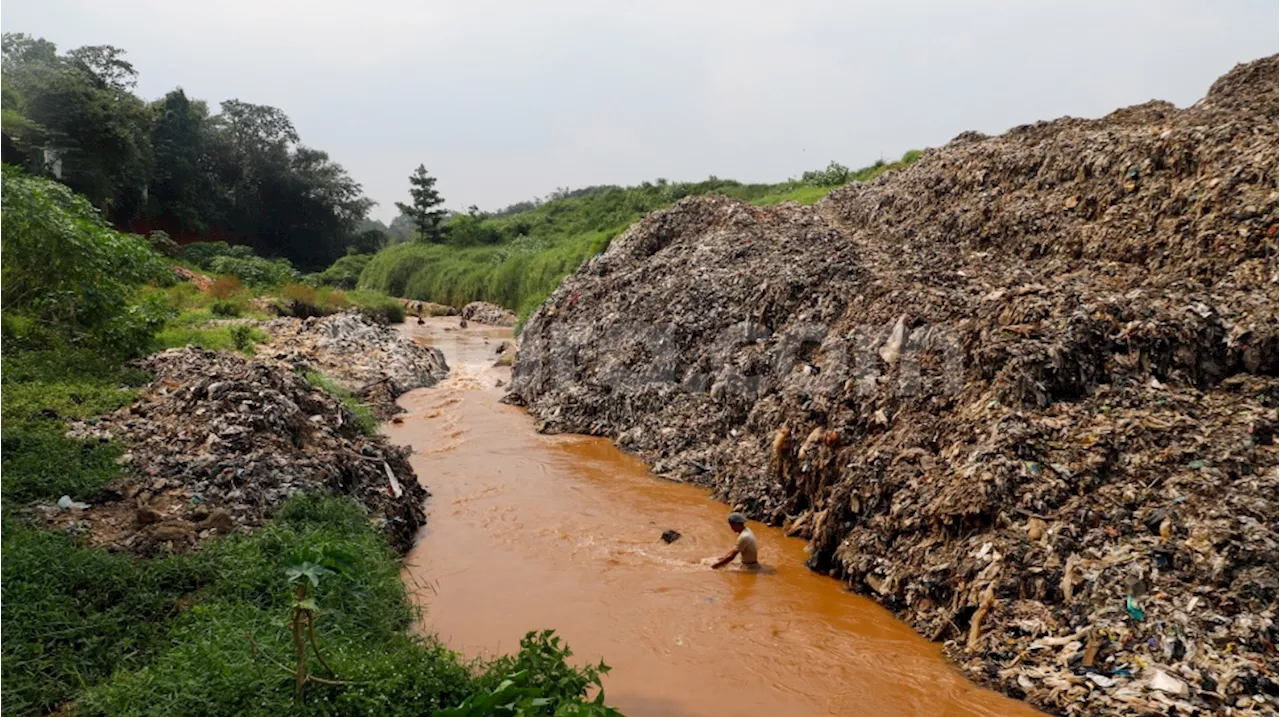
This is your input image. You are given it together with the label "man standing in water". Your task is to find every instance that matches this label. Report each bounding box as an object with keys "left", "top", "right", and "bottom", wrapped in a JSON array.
[{"left": 711, "top": 512, "right": 759, "bottom": 569}]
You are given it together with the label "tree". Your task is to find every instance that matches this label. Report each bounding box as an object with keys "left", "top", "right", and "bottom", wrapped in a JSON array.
[
  {"left": 394, "top": 164, "right": 446, "bottom": 242},
  {"left": 348, "top": 228, "right": 387, "bottom": 255},
  {"left": 66, "top": 45, "right": 137, "bottom": 91},
  {"left": 148, "top": 89, "right": 219, "bottom": 233}
]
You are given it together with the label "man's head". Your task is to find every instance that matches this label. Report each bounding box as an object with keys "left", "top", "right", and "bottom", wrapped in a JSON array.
[{"left": 727, "top": 512, "right": 747, "bottom": 533}]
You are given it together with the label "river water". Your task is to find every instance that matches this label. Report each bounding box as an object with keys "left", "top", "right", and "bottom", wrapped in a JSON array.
[{"left": 390, "top": 318, "right": 1039, "bottom": 717}]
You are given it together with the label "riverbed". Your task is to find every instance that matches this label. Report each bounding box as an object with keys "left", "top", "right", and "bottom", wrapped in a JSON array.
[{"left": 388, "top": 317, "right": 1040, "bottom": 717}]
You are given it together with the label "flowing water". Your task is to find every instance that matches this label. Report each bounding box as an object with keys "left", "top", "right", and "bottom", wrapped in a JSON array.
[{"left": 391, "top": 318, "right": 1040, "bottom": 717}]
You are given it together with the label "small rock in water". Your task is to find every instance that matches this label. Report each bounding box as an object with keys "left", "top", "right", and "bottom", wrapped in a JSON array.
[{"left": 661, "top": 529, "right": 682, "bottom": 544}]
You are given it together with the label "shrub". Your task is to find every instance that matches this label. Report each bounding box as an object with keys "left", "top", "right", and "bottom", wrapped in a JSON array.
[
  {"left": 179, "top": 241, "right": 254, "bottom": 269},
  {"left": 229, "top": 325, "right": 256, "bottom": 352},
  {"left": 209, "top": 255, "right": 299, "bottom": 288},
  {"left": 316, "top": 253, "right": 374, "bottom": 289},
  {"left": 282, "top": 282, "right": 317, "bottom": 305},
  {"left": 147, "top": 230, "right": 180, "bottom": 257},
  {"left": 1, "top": 165, "right": 170, "bottom": 356},
  {"left": 209, "top": 300, "right": 240, "bottom": 317}
]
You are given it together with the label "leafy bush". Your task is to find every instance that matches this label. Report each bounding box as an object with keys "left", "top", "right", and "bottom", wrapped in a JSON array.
[
  {"left": 446, "top": 630, "right": 620, "bottom": 717},
  {"left": 1, "top": 165, "right": 170, "bottom": 356},
  {"left": 209, "top": 255, "right": 300, "bottom": 288},
  {"left": 209, "top": 300, "right": 240, "bottom": 317},
  {"left": 316, "top": 253, "right": 374, "bottom": 289},
  {"left": 229, "top": 324, "right": 256, "bottom": 352},
  {"left": 147, "top": 229, "right": 180, "bottom": 257},
  {"left": 180, "top": 241, "right": 255, "bottom": 269}
]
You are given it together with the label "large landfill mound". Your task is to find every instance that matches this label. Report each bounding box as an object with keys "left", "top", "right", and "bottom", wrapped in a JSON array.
[{"left": 508, "top": 57, "right": 1279, "bottom": 715}]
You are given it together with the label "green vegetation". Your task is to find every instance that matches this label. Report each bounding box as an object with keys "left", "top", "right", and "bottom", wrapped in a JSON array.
[
  {"left": 208, "top": 254, "right": 301, "bottom": 288},
  {"left": 314, "top": 253, "right": 375, "bottom": 289},
  {"left": 9, "top": 493, "right": 618, "bottom": 717},
  {"left": 1, "top": 165, "right": 171, "bottom": 355},
  {"left": 395, "top": 164, "right": 448, "bottom": 242},
  {"left": 1, "top": 163, "right": 619, "bottom": 716},
  {"left": 151, "top": 308, "right": 268, "bottom": 354},
  {"left": 357, "top": 153, "right": 922, "bottom": 324},
  {"left": 304, "top": 371, "right": 379, "bottom": 436},
  {"left": 0, "top": 345, "right": 145, "bottom": 506},
  {"left": 3, "top": 33, "right": 374, "bottom": 269}
]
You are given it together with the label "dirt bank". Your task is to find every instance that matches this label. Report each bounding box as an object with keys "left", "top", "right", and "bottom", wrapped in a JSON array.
[{"left": 507, "top": 57, "right": 1279, "bottom": 715}]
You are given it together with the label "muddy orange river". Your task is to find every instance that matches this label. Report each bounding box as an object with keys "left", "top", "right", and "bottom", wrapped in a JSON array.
[{"left": 389, "top": 318, "right": 1040, "bottom": 717}]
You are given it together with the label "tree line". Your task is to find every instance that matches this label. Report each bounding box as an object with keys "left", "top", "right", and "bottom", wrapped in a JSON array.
[{"left": 1, "top": 33, "right": 377, "bottom": 270}]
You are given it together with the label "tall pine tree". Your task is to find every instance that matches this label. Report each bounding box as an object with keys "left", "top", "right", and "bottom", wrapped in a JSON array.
[{"left": 394, "top": 164, "right": 446, "bottom": 242}]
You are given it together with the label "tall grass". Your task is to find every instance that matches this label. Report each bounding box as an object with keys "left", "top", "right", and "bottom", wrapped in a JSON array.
[{"left": 357, "top": 152, "right": 923, "bottom": 323}]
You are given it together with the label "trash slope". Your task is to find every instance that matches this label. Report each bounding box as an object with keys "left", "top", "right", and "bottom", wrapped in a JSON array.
[{"left": 508, "top": 56, "right": 1279, "bottom": 715}]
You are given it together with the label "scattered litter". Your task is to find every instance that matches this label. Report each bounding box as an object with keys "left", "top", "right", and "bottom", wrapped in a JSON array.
[{"left": 56, "top": 495, "right": 90, "bottom": 511}]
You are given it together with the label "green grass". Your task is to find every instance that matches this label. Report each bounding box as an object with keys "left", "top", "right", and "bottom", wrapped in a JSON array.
[
  {"left": 304, "top": 371, "right": 379, "bottom": 436},
  {"left": 151, "top": 310, "right": 268, "bottom": 354},
  {"left": 72, "top": 496, "right": 481, "bottom": 717},
  {"left": 347, "top": 289, "right": 406, "bottom": 324},
  {"left": 750, "top": 184, "right": 839, "bottom": 205},
  {"left": 357, "top": 152, "right": 923, "bottom": 326},
  {"left": 0, "top": 346, "right": 146, "bottom": 504},
  {"left": 1, "top": 517, "right": 207, "bottom": 715}
]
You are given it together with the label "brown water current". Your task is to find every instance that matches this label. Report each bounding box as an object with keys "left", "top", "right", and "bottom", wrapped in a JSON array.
[{"left": 392, "top": 317, "right": 1042, "bottom": 717}]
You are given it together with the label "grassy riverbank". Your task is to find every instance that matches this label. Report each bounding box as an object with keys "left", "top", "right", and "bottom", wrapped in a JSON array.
[{"left": 1, "top": 165, "right": 619, "bottom": 716}]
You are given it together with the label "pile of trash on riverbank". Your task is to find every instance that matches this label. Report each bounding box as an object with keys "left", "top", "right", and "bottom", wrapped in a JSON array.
[
  {"left": 261, "top": 312, "right": 449, "bottom": 418},
  {"left": 461, "top": 301, "right": 517, "bottom": 327},
  {"left": 507, "top": 57, "right": 1279, "bottom": 716},
  {"left": 59, "top": 348, "right": 427, "bottom": 554},
  {"left": 401, "top": 298, "right": 458, "bottom": 317}
]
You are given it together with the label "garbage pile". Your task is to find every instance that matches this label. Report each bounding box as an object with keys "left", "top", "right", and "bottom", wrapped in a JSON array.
[
  {"left": 507, "top": 57, "right": 1279, "bottom": 716},
  {"left": 61, "top": 348, "right": 427, "bottom": 554},
  {"left": 262, "top": 312, "right": 449, "bottom": 418},
  {"left": 401, "top": 299, "right": 458, "bottom": 317},
  {"left": 461, "top": 301, "right": 518, "bottom": 327}
]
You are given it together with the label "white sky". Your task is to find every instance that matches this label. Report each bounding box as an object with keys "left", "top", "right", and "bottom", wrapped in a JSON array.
[{"left": 4, "top": 0, "right": 1277, "bottom": 221}]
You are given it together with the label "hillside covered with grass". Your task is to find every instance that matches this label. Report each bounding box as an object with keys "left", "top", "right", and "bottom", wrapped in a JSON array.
[{"left": 355, "top": 152, "right": 921, "bottom": 322}]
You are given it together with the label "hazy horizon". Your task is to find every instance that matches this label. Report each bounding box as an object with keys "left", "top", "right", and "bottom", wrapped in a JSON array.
[{"left": 4, "top": 1, "right": 1277, "bottom": 222}]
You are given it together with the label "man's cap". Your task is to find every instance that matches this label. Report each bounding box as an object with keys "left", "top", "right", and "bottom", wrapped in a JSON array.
[{"left": 727, "top": 512, "right": 747, "bottom": 525}]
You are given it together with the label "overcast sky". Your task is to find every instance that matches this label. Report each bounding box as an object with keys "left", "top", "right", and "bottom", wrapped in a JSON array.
[{"left": 4, "top": 1, "right": 1277, "bottom": 222}]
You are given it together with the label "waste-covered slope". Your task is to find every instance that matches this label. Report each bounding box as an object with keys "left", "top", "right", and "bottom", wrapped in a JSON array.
[
  {"left": 508, "top": 57, "right": 1279, "bottom": 715},
  {"left": 262, "top": 312, "right": 449, "bottom": 418},
  {"left": 63, "top": 348, "right": 427, "bottom": 553}
]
